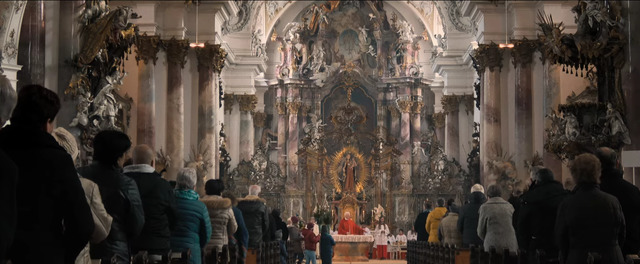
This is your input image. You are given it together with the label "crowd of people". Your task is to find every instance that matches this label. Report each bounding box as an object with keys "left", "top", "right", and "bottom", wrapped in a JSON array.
[
  {"left": 0, "top": 82, "right": 335, "bottom": 264},
  {"left": 1, "top": 81, "right": 639, "bottom": 264},
  {"left": 413, "top": 151, "right": 640, "bottom": 264}
]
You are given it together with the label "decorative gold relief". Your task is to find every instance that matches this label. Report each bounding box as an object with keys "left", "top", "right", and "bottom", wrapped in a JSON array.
[
  {"left": 441, "top": 95, "right": 461, "bottom": 114},
  {"left": 511, "top": 38, "right": 538, "bottom": 67},
  {"left": 163, "top": 37, "right": 190, "bottom": 68},
  {"left": 387, "top": 105, "right": 400, "bottom": 119},
  {"left": 397, "top": 100, "right": 413, "bottom": 113},
  {"left": 253, "top": 111, "right": 267, "bottom": 128},
  {"left": 237, "top": 94, "right": 258, "bottom": 113},
  {"left": 195, "top": 43, "right": 227, "bottom": 73},
  {"left": 287, "top": 101, "right": 302, "bottom": 115},
  {"left": 224, "top": 93, "right": 235, "bottom": 114},
  {"left": 473, "top": 42, "right": 504, "bottom": 74},
  {"left": 135, "top": 34, "right": 161, "bottom": 65},
  {"left": 276, "top": 102, "right": 287, "bottom": 115},
  {"left": 412, "top": 101, "right": 424, "bottom": 114},
  {"left": 433, "top": 112, "right": 446, "bottom": 128}
]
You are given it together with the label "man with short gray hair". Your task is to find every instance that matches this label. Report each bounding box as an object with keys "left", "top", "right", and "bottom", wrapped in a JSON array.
[
  {"left": 238, "top": 185, "right": 270, "bottom": 251},
  {"left": 124, "top": 144, "right": 176, "bottom": 257}
]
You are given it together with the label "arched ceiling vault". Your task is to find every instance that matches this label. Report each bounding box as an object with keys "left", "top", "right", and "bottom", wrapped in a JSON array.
[{"left": 265, "top": 1, "right": 441, "bottom": 47}]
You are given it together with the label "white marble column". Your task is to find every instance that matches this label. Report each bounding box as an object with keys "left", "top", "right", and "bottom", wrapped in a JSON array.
[
  {"left": 286, "top": 96, "right": 301, "bottom": 183},
  {"left": 135, "top": 35, "right": 161, "bottom": 149},
  {"left": 162, "top": 38, "right": 189, "bottom": 180},
  {"left": 474, "top": 43, "right": 504, "bottom": 185},
  {"left": 237, "top": 94, "right": 257, "bottom": 161},
  {"left": 433, "top": 112, "right": 446, "bottom": 146},
  {"left": 512, "top": 40, "right": 537, "bottom": 177},
  {"left": 442, "top": 95, "right": 461, "bottom": 161},
  {"left": 276, "top": 99, "right": 288, "bottom": 178},
  {"left": 397, "top": 98, "right": 413, "bottom": 189}
]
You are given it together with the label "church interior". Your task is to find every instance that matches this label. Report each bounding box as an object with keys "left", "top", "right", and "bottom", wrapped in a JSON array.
[{"left": 1, "top": 0, "right": 639, "bottom": 260}]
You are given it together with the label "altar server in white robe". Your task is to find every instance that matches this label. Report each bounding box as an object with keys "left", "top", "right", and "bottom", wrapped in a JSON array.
[
  {"left": 396, "top": 229, "right": 407, "bottom": 245},
  {"left": 374, "top": 217, "right": 389, "bottom": 259}
]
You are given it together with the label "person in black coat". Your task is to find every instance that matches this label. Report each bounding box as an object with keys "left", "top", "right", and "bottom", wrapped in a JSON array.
[
  {"left": 596, "top": 147, "right": 640, "bottom": 257},
  {"left": 413, "top": 201, "right": 432, "bottom": 242},
  {"left": 271, "top": 209, "right": 289, "bottom": 264},
  {"left": 0, "top": 76, "right": 17, "bottom": 264},
  {"left": 458, "top": 185, "right": 486, "bottom": 247},
  {"left": 517, "top": 167, "right": 568, "bottom": 263},
  {"left": 124, "top": 144, "right": 177, "bottom": 257},
  {"left": 556, "top": 153, "right": 626, "bottom": 264},
  {"left": 0, "top": 85, "right": 94, "bottom": 264},
  {"left": 78, "top": 130, "right": 145, "bottom": 264},
  {"left": 237, "top": 185, "right": 270, "bottom": 249}
]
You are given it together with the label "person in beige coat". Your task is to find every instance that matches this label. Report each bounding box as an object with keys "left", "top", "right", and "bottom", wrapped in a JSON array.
[
  {"left": 51, "top": 127, "right": 113, "bottom": 264},
  {"left": 202, "top": 179, "right": 237, "bottom": 256}
]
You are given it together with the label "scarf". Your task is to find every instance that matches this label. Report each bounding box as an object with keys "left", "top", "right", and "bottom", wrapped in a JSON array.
[{"left": 175, "top": 189, "right": 200, "bottom": 200}]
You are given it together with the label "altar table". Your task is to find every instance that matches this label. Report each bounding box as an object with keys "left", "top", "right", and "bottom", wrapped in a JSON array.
[{"left": 332, "top": 235, "right": 374, "bottom": 262}]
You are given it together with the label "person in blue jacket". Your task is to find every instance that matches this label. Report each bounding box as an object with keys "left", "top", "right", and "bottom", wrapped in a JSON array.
[
  {"left": 170, "top": 168, "right": 212, "bottom": 264},
  {"left": 320, "top": 225, "right": 336, "bottom": 264}
]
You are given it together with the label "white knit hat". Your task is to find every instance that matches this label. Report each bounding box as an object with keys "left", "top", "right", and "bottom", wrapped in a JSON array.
[
  {"left": 52, "top": 127, "right": 79, "bottom": 162},
  {"left": 470, "top": 184, "right": 485, "bottom": 194}
]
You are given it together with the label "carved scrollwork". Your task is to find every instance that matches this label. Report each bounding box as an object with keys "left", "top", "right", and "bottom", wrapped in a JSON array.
[
  {"left": 195, "top": 43, "right": 227, "bottom": 73},
  {"left": 135, "top": 34, "right": 161, "bottom": 65},
  {"left": 433, "top": 112, "right": 446, "bottom": 128},
  {"left": 511, "top": 38, "right": 538, "bottom": 67},
  {"left": 253, "top": 111, "right": 267, "bottom": 128},
  {"left": 388, "top": 105, "right": 400, "bottom": 119},
  {"left": 473, "top": 42, "right": 504, "bottom": 74},
  {"left": 162, "top": 37, "right": 189, "bottom": 68},
  {"left": 276, "top": 102, "right": 287, "bottom": 115},
  {"left": 397, "top": 100, "right": 413, "bottom": 113},
  {"left": 237, "top": 94, "right": 257, "bottom": 113},
  {"left": 412, "top": 101, "right": 424, "bottom": 114},
  {"left": 441, "top": 95, "right": 461, "bottom": 114},
  {"left": 287, "top": 101, "right": 302, "bottom": 115},
  {"left": 224, "top": 93, "right": 235, "bottom": 114}
]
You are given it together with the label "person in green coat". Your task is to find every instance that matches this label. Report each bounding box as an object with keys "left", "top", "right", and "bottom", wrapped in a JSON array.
[{"left": 171, "top": 168, "right": 212, "bottom": 264}]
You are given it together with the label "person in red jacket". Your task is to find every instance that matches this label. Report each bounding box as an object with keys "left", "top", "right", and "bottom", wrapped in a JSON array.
[{"left": 301, "top": 223, "right": 320, "bottom": 264}]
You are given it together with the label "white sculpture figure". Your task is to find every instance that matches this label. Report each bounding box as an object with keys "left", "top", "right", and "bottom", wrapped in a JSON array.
[
  {"left": 70, "top": 89, "right": 92, "bottom": 127},
  {"left": 605, "top": 103, "right": 631, "bottom": 144},
  {"left": 411, "top": 142, "right": 426, "bottom": 158},
  {"left": 283, "top": 22, "right": 302, "bottom": 43},
  {"left": 397, "top": 20, "right": 415, "bottom": 43},
  {"left": 358, "top": 26, "right": 369, "bottom": 44},
  {"left": 91, "top": 71, "right": 125, "bottom": 128},
  {"left": 367, "top": 45, "right": 377, "bottom": 57},
  {"left": 310, "top": 44, "right": 326, "bottom": 73},
  {"left": 564, "top": 113, "right": 580, "bottom": 140}
]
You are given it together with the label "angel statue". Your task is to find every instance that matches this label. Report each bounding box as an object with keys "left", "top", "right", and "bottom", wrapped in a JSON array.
[
  {"left": 90, "top": 71, "right": 126, "bottom": 129},
  {"left": 564, "top": 113, "right": 580, "bottom": 141},
  {"left": 411, "top": 142, "right": 427, "bottom": 158},
  {"left": 604, "top": 103, "right": 631, "bottom": 145},
  {"left": 69, "top": 89, "right": 92, "bottom": 127}
]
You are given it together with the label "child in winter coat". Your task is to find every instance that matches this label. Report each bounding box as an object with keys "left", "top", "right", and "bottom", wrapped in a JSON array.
[{"left": 320, "top": 225, "right": 335, "bottom": 264}]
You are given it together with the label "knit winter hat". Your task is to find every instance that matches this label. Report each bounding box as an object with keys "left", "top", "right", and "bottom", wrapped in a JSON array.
[
  {"left": 52, "top": 127, "right": 79, "bottom": 162},
  {"left": 291, "top": 216, "right": 299, "bottom": 224},
  {"left": 306, "top": 223, "right": 314, "bottom": 229},
  {"left": 470, "top": 184, "right": 485, "bottom": 194}
]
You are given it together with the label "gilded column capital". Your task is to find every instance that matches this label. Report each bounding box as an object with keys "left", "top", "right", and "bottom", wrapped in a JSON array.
[
  {"left": 511, "top": 38, "right": 538, "bottom": 67},
  {"left": 397, "top": 100, "right": 413, "bottom": 113},
  {"left": 441, "top": 95, "right": 461, "bottom": 114},
  {"left": 433, "top": 112, "right": 446, "bottom": 128},
  {"left": 473, "top": 42, "right": 504, "bottom": 74},
  {"left": 411, "top": 101, "right": 424, "bottom": 114},
  {"left": 195, "top": 43, "right": 227, "bottom": 73},
  {"left": 162, "top": 37, "right": 190, "bottom": 68},
  {"left": 253, "top": 111, "right": 267, "bottom": 128},
  {"left": 300, "top": 104, "right": 311, "bottom": 117},
  {"left": 462, "top": 94, "right": 475, "bottom": 115},
  {"left": 276, "top": 102, "right": 288, "bottom": 115},
  {"left": 387, "top": 105, "right": 400, "bottom": 118},
  {"left": 237, "top": 94, "right": 257, "bottom": 113},
  {"left": 287, "top": 101, "right": 302, "bottom": 115},
  {"left": 135, "top": 34, "right": 161, "bottom": 65},
  {"left": 224, "top": 93, "right": 235, "bottom": 114}
]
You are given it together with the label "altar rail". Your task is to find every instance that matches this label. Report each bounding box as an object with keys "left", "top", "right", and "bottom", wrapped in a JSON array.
[{"left": 406, "top": 241, "right": 562, "bottom": 264}]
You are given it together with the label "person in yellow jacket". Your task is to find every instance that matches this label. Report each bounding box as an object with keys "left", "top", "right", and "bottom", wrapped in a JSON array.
[{"left": 425, "top": 198, "right": 447, "bottom": 243}]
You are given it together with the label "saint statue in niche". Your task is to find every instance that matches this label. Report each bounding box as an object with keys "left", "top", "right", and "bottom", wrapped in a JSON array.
[{"left": 343, "top": 154, "right": 358, "bottom": 192}]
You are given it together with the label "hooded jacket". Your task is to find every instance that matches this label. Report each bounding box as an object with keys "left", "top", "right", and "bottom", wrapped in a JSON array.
[
  {"left": 170, "top": 189, "right": 212, "bottom": 264},
  {"left": 458, "top": 191, "right": 486, "bottom": 247},
  {"left": 124, "top": 164, "right": 176, "bottom": 253},
  {"left": 201, "top": 195, "right": 237, "bottom": 253},
  {"left": 516, "top": 180, "right": 567, "bottom": 256},
  {"left": 425, "top": 207, "right": 447, "bottom": 243},
  {"left": 600, "top": 168, "right": 640, "bottom": 255},
  {"left": 0, "top": 124, "right": 94, "bottom": 264},
  {"left": 301, "top": 227, "right": 320, "bottom": 251},
  {"left": 438, "top": 212, "right": 462, "bottom": 247},
  {"left": 237, "top": 195, "right": 270, "bottom": 249}
]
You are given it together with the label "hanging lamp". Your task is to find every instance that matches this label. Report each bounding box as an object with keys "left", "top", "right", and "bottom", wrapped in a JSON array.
[
  {"left": 499, "top": 0, "right": 514, "bottom": 49},
  {"left": 190, "top": 1, "right": 205, "bottom": 48}
]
